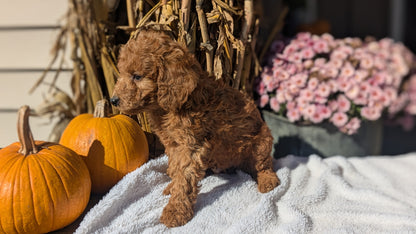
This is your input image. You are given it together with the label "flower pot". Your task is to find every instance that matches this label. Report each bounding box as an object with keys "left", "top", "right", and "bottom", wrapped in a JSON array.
[
  {"left": 262, "top": 110, "right": 383, "bottom": 158},
  {"left": 382, "top": 123, "right": 416, "bottom": 155}
]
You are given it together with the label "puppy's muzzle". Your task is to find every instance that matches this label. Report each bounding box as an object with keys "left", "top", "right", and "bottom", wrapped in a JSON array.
[{"left": 110, "top": 96, "right": 120, "bottom": 106}]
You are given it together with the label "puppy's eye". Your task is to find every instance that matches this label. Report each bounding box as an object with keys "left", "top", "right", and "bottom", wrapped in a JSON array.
[{"left": 132, "top": 74, "right": 143, "bottom": 81}]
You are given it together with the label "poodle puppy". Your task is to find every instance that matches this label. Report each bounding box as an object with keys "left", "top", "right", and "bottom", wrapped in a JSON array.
[{"left": 111, "top": 28, "right": 280, "bottom": 227}]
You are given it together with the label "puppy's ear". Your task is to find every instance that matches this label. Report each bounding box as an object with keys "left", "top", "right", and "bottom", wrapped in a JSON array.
[{"left": 157, "top": 48, "right": 199, "bottom": 111}]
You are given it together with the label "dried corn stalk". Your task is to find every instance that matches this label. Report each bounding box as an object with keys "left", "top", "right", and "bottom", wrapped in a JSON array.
[{"left": 32, "top": 0, "right": 271, "bottom": 142}]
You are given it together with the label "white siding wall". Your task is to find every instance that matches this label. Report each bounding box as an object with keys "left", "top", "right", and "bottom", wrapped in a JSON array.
[{"left": 0, "top": 0, "right": 71, "bottom": 147}]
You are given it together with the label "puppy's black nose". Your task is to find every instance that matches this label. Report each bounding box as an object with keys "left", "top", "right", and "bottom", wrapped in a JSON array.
[{"left": 110, "top": 96, "right": 120, "bottom": 106}]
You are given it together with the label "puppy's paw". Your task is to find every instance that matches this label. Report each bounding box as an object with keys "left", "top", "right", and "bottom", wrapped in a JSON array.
[
  {"left": 257, "top": 170, "right": 280, "bottom": 193},
  {"left": 163, "top": 182, "right": 172, "bottom": 195},
  {"left": 160, "top": 202, "right": 194, "bottom": 227}
]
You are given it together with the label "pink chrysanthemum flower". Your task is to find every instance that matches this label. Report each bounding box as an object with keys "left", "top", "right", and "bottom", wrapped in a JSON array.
[
  {"left": 262, "top": 73, "right": 273, "bottom": 87},
  {"left": 273, "top": 68, "right": 289, "bottom": 81},
  {"left": 354, "top": 92, "right": 368, "bottom": 105},
  {"left": 329, "top": 58, "right": 344, "bottom": 69},
  {"left": 299, "top": 89, "right": 314, "bottom": 101},
  {"left": 346, "top": 85, "right": 360, "bottom": 100},
  {"left": 296, "top": 96, "right": 309, "bottom": 108},
  {"left": 328, "top": 100, "right": 339, "bottom": 112},
  {"left": 303, "top": 59, "right": 314, "bottom": 69},
  {"left": 307, "top": 77, "right": 319, "bottom": 90},
  {"left": 317, "top": 104, "right": 332, "bottom": 119},
  {"left": 353, "top": 69, "right": 369, "bottom": 82},
  {"left": 369, "top": 72, "right": 386, "bottom": 86},
  {"left": 359, "top": 82, "right": 371, "bottom": 94},
  {"left": 340, "top": 62, "right": 355, "bottom": 77},
  {"left": 360, "top": 55, "right": 374, "bottom": 69},
  {"left": 260, "top": 94, "right": 269, "bottom": 108},
  {"left": 270, "top": 97, "right": 280, "bottom": 112},
  {"left": 314, "top": 57, "right": 327, "bottom": 67},
  {"left": 275, "top": 91, "right": 286, "bottom": 104},
  {"left": 317, "top": 83, "right": 331, "bottom": 97},
  {"left": 301, "top": 47, "right": 315, "bottom": 59},
  {"left": 331, "top": 49, "right": 348, "bottom": 60},
  {"left": 313, "top": 39, "right": 329, "bottom": 53},
  {"left": 327, "top": 80, "right": 338, "bottom": 92},
  {"left": 315, "top": 95, "right": 328, "bottom": 104},
  {"left": 361, "top": 106, "right": 382, "bottom": 121},
  {"left": 282, "top": 43, "right": 299, "bottom": 57},
  {"left": 297, "top": 32, "right": 312, "bottom": 41},
  {"left": 303, "top": 104, "right": 316, "bottom": 120},
  {"left": 337, "top": 95, "right": 351, "bottom": 112},
  {"left": 287, "top": 108, "right": 301, "bottom": 122},
  {"left": 337, "top": 78, "right": 352, "bottom": 92},
  {"left": 310, "top": 112, "right": 324, "bottom": 124},
  {"left": 331, "top": 112, "right": 349, "bottom": 127},
  {"left": 286, "top": 63, "right": 298, "bottom": 75},
  {"left": 341, "top": 117, "right": 361, "bottom": 135},
  {"left": 405, "top": 103, "right": 416, "bottom": 115},
  {"left": 257, "top": 80, "right": 266, "bottom": 95},
  {"left": 368, "top": 86, "right": 383, "bottom": 102},
  {"left": 288, "top": 52, "right": 303, "bottom": 64},
  {"left": 292, "top": 73, "right": 308, "bottom": 88}
]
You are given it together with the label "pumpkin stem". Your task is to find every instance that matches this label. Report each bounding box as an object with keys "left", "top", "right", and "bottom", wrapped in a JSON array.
[
  {"left": 94, "top": 99, "right": 112, "bottom": 118},
  {"left": 17, "top": 105, "right": 38, "bottom": 155}
]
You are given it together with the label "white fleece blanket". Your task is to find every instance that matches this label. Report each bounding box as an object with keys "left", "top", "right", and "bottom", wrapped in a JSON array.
[{"left": 75, "top": 154, "right": 416, "bottom": 233}]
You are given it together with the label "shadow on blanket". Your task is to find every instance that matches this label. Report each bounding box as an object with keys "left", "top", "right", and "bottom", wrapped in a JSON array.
[{"left": 195, "top": 173, "right": 244, "bottom": 213}]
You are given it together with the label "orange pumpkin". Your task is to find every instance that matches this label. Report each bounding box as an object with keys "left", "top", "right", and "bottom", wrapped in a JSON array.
[
  {"left": 59, "top": 99, "right": 149, "bottom": 194},
  {"left": 0, "top": 106, "right": 91, "bottom": 234}
]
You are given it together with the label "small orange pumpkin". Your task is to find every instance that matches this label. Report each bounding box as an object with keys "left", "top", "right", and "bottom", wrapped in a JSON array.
[
  {"left": 59, "top": 99, "right": 149, "bottom": 194},
  {"left": 0, "top": 106, "right": 91, "bottom": 234}
]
